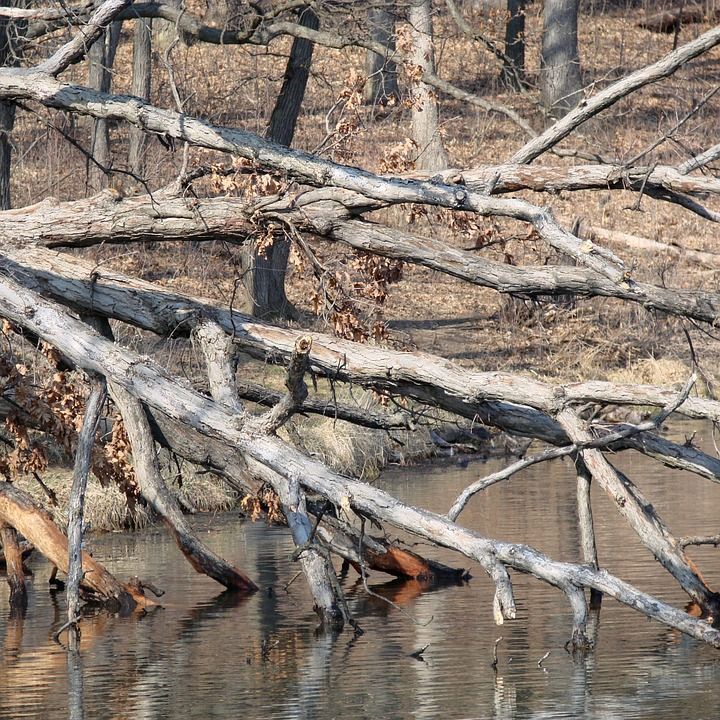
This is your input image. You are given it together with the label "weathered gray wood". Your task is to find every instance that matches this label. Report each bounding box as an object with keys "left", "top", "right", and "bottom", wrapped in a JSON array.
[
  {"left": 557, "top": 408, "right": 719, "bottom": 615},
  {"left": 364, "top": 1, "right": 399, "bottom": 106},
  {"left": 408, "top": 0, "right": 448, "bottom": 171},
  {"left": 2, "top": 275, "right": 720, "bottom": 646},
  {"left": 37, "top": 0, "right": 130, "bottom": 77},
  {"left": 193, "top": 321, "right": 342, "bottom": 627},
  {"left": 10, "top": 247, "right": 720, "bottom": 447},
  {"left": 511, "top": 24, "right": 720, "bottom": 164},
  {"left": 67, "top": 380, "right": 107, "bottom": 636},
  {"left": 256, "top": 335, "right": 312, "bottom": 434},
  {"left": 128, "top": 16, "right": 152, "bottom": 176},
  {"left": 108, "top": 381, "right": 258, "bottom": 591}
]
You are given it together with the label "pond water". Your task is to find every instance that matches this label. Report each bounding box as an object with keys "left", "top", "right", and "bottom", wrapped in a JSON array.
[{"left": 3, "top": 422, "right": 720, "bottom": 719}]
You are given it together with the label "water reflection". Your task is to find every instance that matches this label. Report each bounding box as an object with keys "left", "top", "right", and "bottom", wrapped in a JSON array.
[{"left": 3, "top": 426, "right": 720, "bottom": 718}]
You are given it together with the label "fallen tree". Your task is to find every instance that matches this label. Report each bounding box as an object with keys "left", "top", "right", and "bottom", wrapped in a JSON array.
[{"left": 1, "top": 0, "right": 720, "bottom": 654}]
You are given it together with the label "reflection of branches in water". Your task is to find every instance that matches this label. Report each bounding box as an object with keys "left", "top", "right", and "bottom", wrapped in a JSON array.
[
  {"left": 343, "top": 574, "right": 465, "bottom": 618},
  {"left": 176, "top": 589, "right": 251, "bottom": 641}
]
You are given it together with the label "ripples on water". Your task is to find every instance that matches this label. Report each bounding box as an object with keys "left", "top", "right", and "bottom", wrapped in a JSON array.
[{"left": 3, "top": 422, "right": 720, "bottom": 719}]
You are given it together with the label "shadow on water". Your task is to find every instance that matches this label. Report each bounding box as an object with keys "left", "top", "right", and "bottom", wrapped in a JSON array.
[{"left": 4, "top": 429, "right": 720, "bottom": 718}]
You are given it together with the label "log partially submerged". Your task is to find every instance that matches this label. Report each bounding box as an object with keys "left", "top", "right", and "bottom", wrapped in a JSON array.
[
  {"left": 0, "top": 523, "right": 27, "bottom": 615},
  {"left": 1, "top": 0, "right": 720, "bottom": 652},
  {"left": 1, "top": 274, "right": 720, "bottom": 646},
  {"left": 0, "top": 483, "right": 149, "bottom": 611}
]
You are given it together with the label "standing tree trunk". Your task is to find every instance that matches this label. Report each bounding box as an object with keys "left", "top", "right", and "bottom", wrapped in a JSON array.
[
  {"left": 128, "top": 17, "right": 152, "bottom": 178},
  {"left": 87, "top": 18, "right": 122, "bottom": 192},
  {"left": 502, "top": 0, "right": 526, "bottom": 91},
  {"left": 408, "top": 0, "right": 449, "bottom": 171},
  {"left": 540, "top": 0, "right": 582, "bottom": 118},
  {"left": 242, "top": 6, "right": 319, "bottom": 319},
  {"left": 364, "top": 1, "right": 400, "bottom": 108},
  {"left": 0, "top": 0, "right": 19, "bottom": 210}
]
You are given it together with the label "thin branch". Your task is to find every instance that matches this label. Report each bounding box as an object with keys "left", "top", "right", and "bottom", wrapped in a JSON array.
[{"left": 509, "top": 25, "right": 720, "bottom": 165}]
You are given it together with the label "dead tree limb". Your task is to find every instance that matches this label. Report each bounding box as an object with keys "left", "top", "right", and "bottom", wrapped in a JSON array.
[
  {"left": 509, "top": 24, "right": 720, "bottom": 164},
  {"left": 37, "top": 0, "right": 131, "bottom": 77},
  {"left": 9, "top": 247, "right": 720, "bottom": 471},
  {"left": 0, "top": 71, "right": 626, "bottom": 281},
  {"left": 557, "top": 408, "right": 720, "bottom": 615},
  {"left": 66, "top": 379, "right": 107, "bottom": 637},
  {"left": 0, "top": 482, "right": 147, "bottom": 609},
  {"left": 108, "top": 381, "right": 258, "bottom": 592},
  {"left": 193, "top": 318, "right": 344, "bottom": 627},
  {"left": 256, "top": 335, "right": 312, "bottom": 434}
]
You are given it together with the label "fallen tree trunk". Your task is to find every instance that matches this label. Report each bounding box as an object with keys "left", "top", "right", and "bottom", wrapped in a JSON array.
[
  {"left": 0, "top": 482, "right": 148, "bottom": 610},
  {"left": 1, "top": 275, "right": 719, "bottom": 645},
  {"left": 7, "top": 246, "right": 720, "bottom": 490}
]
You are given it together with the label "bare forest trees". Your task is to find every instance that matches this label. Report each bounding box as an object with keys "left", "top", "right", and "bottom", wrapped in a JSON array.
[
  {"left": 1, "top": 0, "right": 720, "bottom": 655},
  {"left": 540, "top": 0, "right": 582, "bottom": 117}
]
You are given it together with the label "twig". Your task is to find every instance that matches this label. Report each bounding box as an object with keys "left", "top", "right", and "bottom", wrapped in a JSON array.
[
  {"left": 537, "top": 651, "right": 551, "bottom": 668},
  {"left": 491, "top": 636, "right": 503, "bottom": 670}
]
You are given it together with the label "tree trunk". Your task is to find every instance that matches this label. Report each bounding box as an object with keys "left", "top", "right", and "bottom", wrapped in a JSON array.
[
  {"left": 128, "top": 17, "right": 152, "bottom": 177},
  {"left": 501, "top": 0, "right": 526, "bottom": 90},
  {"left": 242, "top": 6, "right": 319, "bottom": 320},
  {"left": 364, "top": 1, "right": 400, "bottom": 108},
  {"left": 0, "top": 523, "right": 27, "bottom": 615},
  {"left": 0, "top": 0, "right": 18, "bottom": 210},
  {"left": 408, "top": 0, "right": 448, "bottom": 171},
  {"left": 266, "top": 6, "right": 318, "bottom": 147},
  {"left": 87, "top": 18, "right": 121, "bottom": 192},
  {"left": 540, "top": 0, "right": 582, "bottom": 118}
]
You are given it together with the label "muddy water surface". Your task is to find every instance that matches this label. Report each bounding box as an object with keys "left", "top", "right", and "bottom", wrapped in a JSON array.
[{"left": 3, "top": 422, "right": 720, "bottom": 719}]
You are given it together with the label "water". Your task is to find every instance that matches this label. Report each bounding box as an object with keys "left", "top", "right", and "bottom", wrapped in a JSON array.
[{"left": 3, "top": 422, "right": 720, "bottom": 719}]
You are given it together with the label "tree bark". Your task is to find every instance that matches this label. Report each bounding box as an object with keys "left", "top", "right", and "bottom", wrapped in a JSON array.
[
  {"left": 0, "top": 0, "right": 19, "bottom": 211},
  {"left": 0, "top": 523, "right": 27, "bottom": 615},
  {"left": 266, "top": 6, "right": 318, "bottom": 148},
  {"left": 502, "top": 0, "right": 525, "bottom": 90},
  {"left": 241, "top": 6, "right": 319, "bottom": 320},
  {"left": 540, "top": 0, "right": 582, "bottom": 118},
  {"left": 408, "top": 0, "right": 448, "bottom": 171},
  {"left": 364, "top": 1, "right": 399, "bottom": 107},
  {"left": 0, "top": 482, "right": 147, "bottom": 610},
  {"left": 108, "top": 381, "right": 258, "bottom": 592},
  {"left": 87, "top": 15, "right": 121, "bottom": 192},
  {"left": 67, "top": 381, "right": 107, "bottom": 636},
  {"left": 128, "top": 16, "right": 152, "bottom": 177}
]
